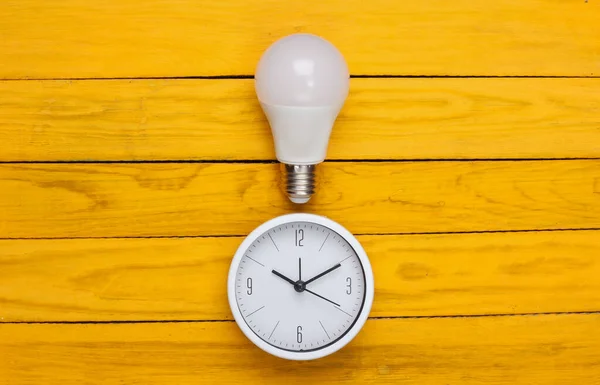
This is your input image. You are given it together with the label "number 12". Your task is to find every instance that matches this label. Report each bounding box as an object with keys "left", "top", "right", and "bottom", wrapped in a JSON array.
[{"left": 295, "top": 229, "right": 304, "bottom": 247}]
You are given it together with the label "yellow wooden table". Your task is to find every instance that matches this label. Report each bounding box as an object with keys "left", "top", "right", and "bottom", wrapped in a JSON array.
[{"left": 1, "top": 1, "right": 599, "bottom": 383}]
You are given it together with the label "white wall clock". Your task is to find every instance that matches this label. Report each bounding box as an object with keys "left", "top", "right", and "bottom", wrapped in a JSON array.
[{"left": 227, "top": 213, "right": 374, "bottom": 360}]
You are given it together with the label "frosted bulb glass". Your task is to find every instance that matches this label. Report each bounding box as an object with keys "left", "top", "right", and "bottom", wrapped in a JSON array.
[{"left": 255, "top": 33, "right": 350, "bottom": 204}]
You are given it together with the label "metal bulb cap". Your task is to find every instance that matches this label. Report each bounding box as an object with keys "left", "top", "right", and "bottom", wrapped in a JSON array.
[{"left": 283, "top": 164, "right": 316, "bottom": 204}]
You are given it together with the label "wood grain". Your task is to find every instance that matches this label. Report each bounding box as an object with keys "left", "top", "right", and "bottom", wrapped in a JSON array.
[
  {"left": 0, "top": 231, "right": 599, "bottom": 322},
  {"left": 1, "top": 1, "right": 599, "bottom": 78},
  {"left": 1, "top": 78, "right": 599, "bottom": 162},
  {"left": 0, "top": 161, "right": 598, "bottom": 238},
  {"left": 1, "top": 315, "right": 599, "bottom": 384}
]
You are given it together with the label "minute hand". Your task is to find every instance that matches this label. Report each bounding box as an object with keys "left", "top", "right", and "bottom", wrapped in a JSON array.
[{"left": 304, "top": 263, "right": 342, "bottom": 285}]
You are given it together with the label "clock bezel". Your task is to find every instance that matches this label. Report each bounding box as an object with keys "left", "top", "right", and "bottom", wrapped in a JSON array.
[{"left": 227, "top": 213, "right": 375, "bottom": 361}]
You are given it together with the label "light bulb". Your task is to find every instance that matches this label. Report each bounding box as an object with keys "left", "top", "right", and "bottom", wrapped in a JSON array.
[{"left": 255, "top": 33, "right": 350, "bottom": 204}]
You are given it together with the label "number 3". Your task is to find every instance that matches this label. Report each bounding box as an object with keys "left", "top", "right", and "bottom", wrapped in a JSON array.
[{"left": 346, "top": 277, "right": 352, "bottom": 295}]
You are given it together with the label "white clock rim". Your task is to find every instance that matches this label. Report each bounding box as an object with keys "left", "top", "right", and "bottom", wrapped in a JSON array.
[{"left": 227, "top": 213, "right": 375, "bottom": 361}]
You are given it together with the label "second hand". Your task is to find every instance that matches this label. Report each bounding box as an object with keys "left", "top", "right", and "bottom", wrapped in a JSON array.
[{"left": 304, "top": 288, "right": 340, "bottom": 307}]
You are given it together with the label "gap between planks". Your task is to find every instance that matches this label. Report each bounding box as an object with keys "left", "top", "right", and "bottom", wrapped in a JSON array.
[
  {"left": 0, "top": 158, "right": 599, "bottom": 164},
  {"left": 5, "top": 311, "right": 600, "bottom": 325},
  {"left": 1, "top": 226, "right": 599, "bottom": 241},
  {"left": 2, "top": 75, "right": 600, "bottom": 81}
]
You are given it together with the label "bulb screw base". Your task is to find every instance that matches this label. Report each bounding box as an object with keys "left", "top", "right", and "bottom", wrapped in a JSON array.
[{"left": 283, "top": 164, "right": 316, "bottom": 204}]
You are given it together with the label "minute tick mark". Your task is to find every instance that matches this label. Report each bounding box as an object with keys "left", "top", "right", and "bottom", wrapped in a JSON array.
[
  {"left": 319, "top": 320, "right": 331, "bottom": 339},
  {"left": 245, "top": 255, "right": 265, "bottom": 267},
  {"left": 268, "top": 320, "right": 280, "bottom": 340},
  {"left": 334, "top": 306, "right": 353, "bottom": 317},
  {"left": 246, "top": 306, "right": 265, "bottom": 317},
  {"left": 319, "top": 233, "right": 330, "bottom": 252},
  {"left": 267, "top": 233, "right": 280, "bottom": 252},
  {"left": 339, "top": 255, "right": 353, "bottom": 263}
]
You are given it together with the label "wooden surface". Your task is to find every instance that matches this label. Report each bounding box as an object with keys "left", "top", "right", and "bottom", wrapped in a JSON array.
[
  {"left": 1, "top": 0, "right": 599, "bottom": 78},
  {"left": 1, "top": 0, "right": 600, "bottom": 383},
  {"left": 1, "top": 230, "right": 600, "bottom": 322},
  {"left": 2, "top": 315, "right": 600, "bottom": 384},
  {"left": 1, "top": 78, "right": 599, "bottom": 162},
  {"left": 1, "top": 161, "right": 599, "bottom": 238}
]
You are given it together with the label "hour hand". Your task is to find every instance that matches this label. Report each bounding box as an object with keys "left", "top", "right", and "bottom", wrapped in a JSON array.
[{"left": 272, "top": 270, "right": 296, "bottom": 286}]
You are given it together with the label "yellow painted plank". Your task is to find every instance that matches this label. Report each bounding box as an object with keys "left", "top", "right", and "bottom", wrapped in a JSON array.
[
  {"left": 1, "top": 1, "right": 599, "bottom": 78},
  {"left": 1, "top": 161, "right": 599, "bottom": 238},
  {"left": 0, "top": 231, "right": 599, "bottom": 322},
  {"left": 1, "top": 315, "right": 599, "bottom": 384},
  {"left": 1, "top": 78, "right": 599, "bottom": 162}
]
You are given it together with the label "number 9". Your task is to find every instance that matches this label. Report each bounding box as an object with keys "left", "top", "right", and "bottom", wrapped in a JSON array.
[{"left": 247, "top": 277, "right": 253, "bottom": 295}]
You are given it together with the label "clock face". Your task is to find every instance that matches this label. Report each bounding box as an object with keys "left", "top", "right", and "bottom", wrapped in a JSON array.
[{"left": 228, "top": 215, "right": 373, "bottom": 360}]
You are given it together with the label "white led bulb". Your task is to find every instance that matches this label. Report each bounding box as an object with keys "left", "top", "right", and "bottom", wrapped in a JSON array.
[{"left": 255, "top": 33, "right": 350, "bottom": 204}]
